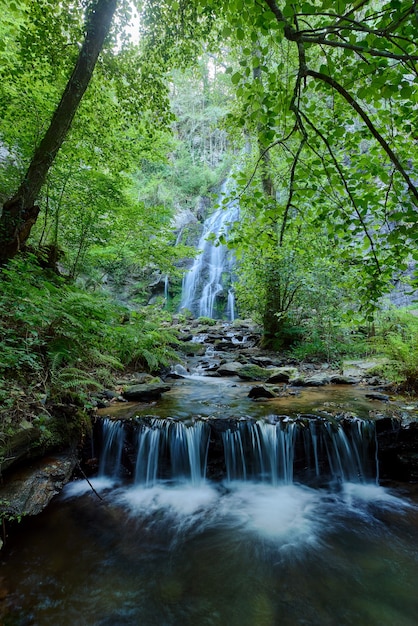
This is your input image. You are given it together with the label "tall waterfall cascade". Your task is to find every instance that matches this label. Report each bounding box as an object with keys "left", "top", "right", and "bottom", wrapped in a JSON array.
[
  {"left": 97, "top": 416, "right": 378, "bottom": 487},
  {"left": 180, "top": 179, "right": 239, "bottom": 320}
]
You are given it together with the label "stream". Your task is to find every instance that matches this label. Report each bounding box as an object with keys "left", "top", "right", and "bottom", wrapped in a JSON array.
[{"left": 1, "top": 360, "right": 418, "bottom": 625}]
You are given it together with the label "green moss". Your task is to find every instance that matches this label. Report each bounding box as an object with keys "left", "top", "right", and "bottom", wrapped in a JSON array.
[{"left": 236, "top": 364, "right": 272, "bottom": 381}]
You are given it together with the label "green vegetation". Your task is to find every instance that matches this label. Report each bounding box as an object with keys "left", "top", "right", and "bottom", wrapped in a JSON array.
[
  {"left": 0, "top": 0, "right": 417, "bottom": 458},
  {"left": 0, "top": 255, "right": 179, "bottom": 432},
  {"left": 370, "top": 310, "right": 418, "bottom": 393}
]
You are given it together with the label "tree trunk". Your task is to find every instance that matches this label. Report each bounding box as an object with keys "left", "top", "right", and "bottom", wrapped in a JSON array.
[{"left": 0, "top": 0, "right": 118, "bottom": 264}]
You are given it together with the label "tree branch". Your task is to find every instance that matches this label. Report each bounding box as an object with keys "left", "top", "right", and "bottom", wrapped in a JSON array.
[
  {"left": 305, "top": 69, "right": 418, "bottom": 205},
  {"left": 279, "top": 138, "right": 306, "bottom": 246},
  {"left": 300, "top": 111, "right": 381, "bottom": 272}
]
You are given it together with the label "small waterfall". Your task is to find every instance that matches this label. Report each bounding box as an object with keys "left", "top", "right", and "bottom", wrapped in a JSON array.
[
  {"left": 222, "top": 421, "right": 297, "bottom": 485},
  {"left": 226, "top": 289, "right": 235, "bottom": 322},
  {"left": 96, "top": 416, "right": 378, "bottom": 487},
  {"left": 99, "top": 419, "right": 210, "bottom": 486},
  {"left": 180, "top": 180, "right": 239, "bottom": 319}
]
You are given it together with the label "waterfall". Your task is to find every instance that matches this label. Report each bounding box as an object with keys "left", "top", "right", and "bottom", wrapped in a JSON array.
[
  {"left": 98, "top": 419, "right": 210, "bottom": 486},
  {"left": 98, "top": 419, "right": 126, "bottom": 478},
  {"left": 97, "top": 416, "right": 378, "bottom": 486},
  {"left": 180, "top": 179, "right": 239, "bottom": 319}
]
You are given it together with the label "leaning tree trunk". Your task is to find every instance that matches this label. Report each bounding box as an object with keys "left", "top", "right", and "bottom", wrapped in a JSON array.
[{"left": 0, "top": 0, "right": 118, "bottom": 264}]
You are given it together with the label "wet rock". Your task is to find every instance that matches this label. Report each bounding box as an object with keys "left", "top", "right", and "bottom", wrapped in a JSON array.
[
  {"left": 168, "top": 364, "right": 189, "bottom": 378},
  {"left": 248, "top": 386, "right": 276, "bottom": 399},
  {"left": 178, "top": 333, "right": 193, "bottom": 342},
  {"left": 250, "top": 356, "right": 275, "bottom": 367},
  {"left": 266, "top": 367, "right": 299, "bottom": 384},
  {"left": 365, "top": 391, "right": 390, "bottom": 402},
  {"left": 291, "top": 373, "right": 330, "bottom": 387},
  {"left": 0, "top": 452, "right": 76, "bottom": 519},
  {"left": 330, "top": 375, "right": 359, "bottom": 385},
  {"left": 122, "top": 383, "right": 171, "bottom": 401},
  {"left": 214, "top": 340, "right": 237, "bottom": 351},
  {"left": 236, "top": 364, "right": 274, "bottom": 382},
  {"left": 217, "top": 362, "right": 244, "bottom": 376},
  {"left": 377, "top": 419, "right": 418, "bottom": 481}
]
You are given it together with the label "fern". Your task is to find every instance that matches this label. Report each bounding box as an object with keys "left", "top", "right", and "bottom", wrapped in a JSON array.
[{"left": 52, "top": 367, "right": 103, "bottom": 391}]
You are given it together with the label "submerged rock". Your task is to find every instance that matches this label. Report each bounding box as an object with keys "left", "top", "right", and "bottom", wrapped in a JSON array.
[{"left": 365, "top": 391, "right": 390, "bottom": 402}]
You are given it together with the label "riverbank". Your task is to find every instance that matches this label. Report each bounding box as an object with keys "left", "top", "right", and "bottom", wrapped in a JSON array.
[{"left": 1, "top": 318, "right": 418, "bottom": 545}]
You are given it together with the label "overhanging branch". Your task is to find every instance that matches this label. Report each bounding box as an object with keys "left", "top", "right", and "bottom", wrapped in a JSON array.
[{"left": 305, "top": 69, "right": 418, "bottom": 205}]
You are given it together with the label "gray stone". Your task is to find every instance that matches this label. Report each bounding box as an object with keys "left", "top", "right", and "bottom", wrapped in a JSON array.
[
  {"left": 266, "top": 367, "right": 299, "bottom": 384},
  {"left": 330, "top": 374, "right": 359, "bottom": 385},
  {"left": 291, "top": 373, "right": 331, "bottom": 386},
  {"left": 122, "top": 383, "right": 171, "bottom": 401},
  {"left": 217, "top": 362, "right": 244, "bottom": 376},
  {"left": 303, "top": 374, "right": 331, "bottom": 386},
  {"left": 0, "top": 452, "right": 76, "bottom": 519},
  {"left": 248, "top": 386, "right": 276, "bottom": 399}
]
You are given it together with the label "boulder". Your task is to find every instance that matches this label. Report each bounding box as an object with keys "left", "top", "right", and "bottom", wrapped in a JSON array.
[
  {"left": 217, "top": 362, "right": 245, "bottom": 376},
  {"left": 248, "top": 386, "right": 276, "bottom": 399},
  {"left": 290, "top": 373, "right": 331, "bottom": 386},
  {"left": 122, "top": 383, "right": 171, "bottom": 401},
  {"left": 303, "top": 374, "right": 331, "bottom": 386},
  {"left": 266, "top": 367, "right": 299, "bottom": 384},
  {"left": 330, "top": 375, "right": 359, "bottom": 385},
  {"left": 0, "top": 452, "right": 76, "bottom": 519},
  {"left": 236, "top": 364, "right": 273, "bottom": 382}
]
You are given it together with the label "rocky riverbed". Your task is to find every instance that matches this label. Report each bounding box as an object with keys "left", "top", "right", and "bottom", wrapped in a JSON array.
[{"left": 1, "top": 318, "right": 418, "bottom": 539}]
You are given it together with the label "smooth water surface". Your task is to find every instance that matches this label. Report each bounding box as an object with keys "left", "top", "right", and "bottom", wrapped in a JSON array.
[{"left": 1, "top": 478, "right": 418, "bottom": 626}]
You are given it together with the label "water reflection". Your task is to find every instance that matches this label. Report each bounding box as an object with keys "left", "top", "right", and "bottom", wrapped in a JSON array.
[{"left": 1, "top": 479, "right": 418, "bottom": 626}]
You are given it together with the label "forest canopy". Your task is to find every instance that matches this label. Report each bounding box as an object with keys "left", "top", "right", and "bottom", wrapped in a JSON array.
[{"left": 0, "top": 0, "right": 417, "bottom": 323}]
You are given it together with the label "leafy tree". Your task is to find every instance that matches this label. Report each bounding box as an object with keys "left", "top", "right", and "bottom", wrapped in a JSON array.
[{"left": 0, "top": 0, "right": 119, "bottom": 262}]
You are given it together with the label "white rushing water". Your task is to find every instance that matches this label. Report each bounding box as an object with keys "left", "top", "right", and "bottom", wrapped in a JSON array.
[
  {"left": 180, "top": 179, "right": 239, "bottom": 319},
  {"left": 4, "top": 411, "right": 418, "bottom": 626}
]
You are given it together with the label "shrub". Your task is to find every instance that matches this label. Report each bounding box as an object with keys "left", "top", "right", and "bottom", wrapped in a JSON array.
[
  {"left": 372, "top": 309, "right": 418, "bottom": 391},
  {"left": 0, "top": 255, "right": 180, "bottom": 430}
]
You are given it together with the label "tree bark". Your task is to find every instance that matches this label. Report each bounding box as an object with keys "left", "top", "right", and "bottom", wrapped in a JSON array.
[{"left": 0, "top": 0, "right": 118, "bottom": 263}]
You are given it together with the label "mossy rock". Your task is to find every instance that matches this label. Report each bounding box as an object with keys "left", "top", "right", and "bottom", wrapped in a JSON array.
[
  {"left": 236, "top": 364, "right": 273, "bottom": 382},
  {"left": 177, "top": 342, "right": 206, "bottom": 356}
]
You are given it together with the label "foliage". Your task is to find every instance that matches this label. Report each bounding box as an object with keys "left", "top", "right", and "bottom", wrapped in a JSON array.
[
  {"left": 1, "top": 0, "right": 418, "bottom": 388},
  {"left": 0, "top": 255, "right": 180, "bottom": 430},
  {"left": 162, "top": 0, "right": 418, "bottom": 315},
  {"left": 372, "top": 309, "right": 418, "bottom": 392},
  {"left": 197, "top": 317, "right": 218, "bottom": 326}
]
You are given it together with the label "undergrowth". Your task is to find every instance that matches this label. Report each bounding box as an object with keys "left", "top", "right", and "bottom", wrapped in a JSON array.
[
  {"left": 0, "top": 254, "right": 179, "bottom": 432},
  {"left": 371, "top": 309, "right": 418, "bottom": 392}
]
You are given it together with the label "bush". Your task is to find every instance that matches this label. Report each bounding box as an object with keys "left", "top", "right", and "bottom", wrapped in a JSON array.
[
  {"left": 0, "top": 255, "right": 179, "bottom": 429},
  {"left": 372, "top": 309, "right": 418, "bottom": 391}
]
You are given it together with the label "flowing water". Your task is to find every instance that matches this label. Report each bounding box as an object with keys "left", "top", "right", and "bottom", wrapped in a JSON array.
[
  {"left": 180, "top": 181, "right": 239, "bottom": 319},
  {"left": 1, "top": 374, "right": 418, "bottom": 625}
]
